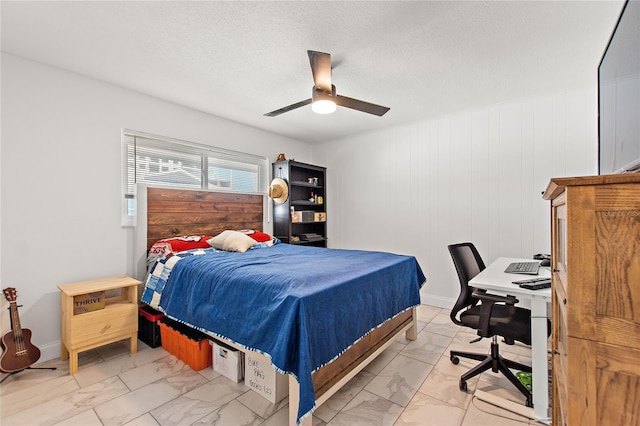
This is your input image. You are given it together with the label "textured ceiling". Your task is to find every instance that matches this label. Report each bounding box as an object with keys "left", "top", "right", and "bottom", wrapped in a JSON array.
[{"left": 1, "top": 1, "right": 624, "bottom": 144}]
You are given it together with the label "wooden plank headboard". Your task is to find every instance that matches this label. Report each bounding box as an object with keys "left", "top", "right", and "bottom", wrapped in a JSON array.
[
  {"left": 133, "top": 185, "right": 265, "bottom": 280},
  {"left": 146, "top": 187, "right": 264, "bottom": 250}
]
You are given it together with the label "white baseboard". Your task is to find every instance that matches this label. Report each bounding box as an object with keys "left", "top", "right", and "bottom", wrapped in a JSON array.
[
  {"left": 421, "top": 293, "right": 455, "bottom": 310},
  {"left": 37, "top": 341, "right": 62, "bottom": 363}
]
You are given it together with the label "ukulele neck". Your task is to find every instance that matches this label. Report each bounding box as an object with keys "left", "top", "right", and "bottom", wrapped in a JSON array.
[{"left": 9, "top": 301, "right": 24, "bottom": 340}]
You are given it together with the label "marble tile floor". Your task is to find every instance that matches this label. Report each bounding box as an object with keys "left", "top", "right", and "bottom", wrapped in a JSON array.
[{"left": 0, "top": 305, "right": 548, "bottom": 426}]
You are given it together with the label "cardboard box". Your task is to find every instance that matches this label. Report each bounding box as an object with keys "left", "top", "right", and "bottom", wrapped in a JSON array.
[
  {"left": 212, "top": 340, "right": 244, "bottom": 383},
  {"left": 244, "top": 352, "right": 289, "bottom": 404},
  {"left": 73, "top": 291, "right": 105, "bottom": 315},
  {"left": 314, "top": 212, "right": 326, "bottom": 222},
  {"left": 291, "top": 210, "right": 315, "bottom": 223}
]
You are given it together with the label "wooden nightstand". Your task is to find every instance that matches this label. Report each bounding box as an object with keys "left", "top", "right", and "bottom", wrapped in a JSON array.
[{"left": 58, "top": 276, "right": 140, "bottom": 375}]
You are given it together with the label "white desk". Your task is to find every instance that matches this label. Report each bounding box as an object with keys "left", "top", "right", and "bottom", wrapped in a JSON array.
[{"left": 469, "top": 257, "right": 551, "bottom": 422}]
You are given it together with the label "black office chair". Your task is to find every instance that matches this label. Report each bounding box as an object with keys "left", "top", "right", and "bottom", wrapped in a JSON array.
[{"left": 447, "top": 242, "right": 547, "bottom": 408}]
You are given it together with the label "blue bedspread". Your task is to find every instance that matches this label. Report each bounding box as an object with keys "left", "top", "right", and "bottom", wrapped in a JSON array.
[{"left": 141, "top": 244, "right": 425, "bottom": 424}]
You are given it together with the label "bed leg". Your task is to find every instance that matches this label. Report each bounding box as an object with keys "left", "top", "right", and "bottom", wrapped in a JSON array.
[
  {"left": 288, "top": 374, "right": 298, "bottom": 426},
  {"left": 299, "top": 415, "right": 312, "bottom": 426},
  {"left": 288, "top": 375, "right": 312, "bottom": 426},
  {"left": 405, "top": 306, "right": 418, "bottom": 341},
  {"left": 288, "top": 374, "right": 311, "bottom": 426}
]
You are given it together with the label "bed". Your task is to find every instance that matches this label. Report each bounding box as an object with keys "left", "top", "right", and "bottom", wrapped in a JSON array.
[{"left": 133, "top": 185, "right": 425, "bottom": 425}]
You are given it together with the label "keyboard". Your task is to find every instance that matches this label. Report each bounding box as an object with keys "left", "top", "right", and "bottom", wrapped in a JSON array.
[{"left": 504, "top": 261, "right": 540, "bottom": 275}]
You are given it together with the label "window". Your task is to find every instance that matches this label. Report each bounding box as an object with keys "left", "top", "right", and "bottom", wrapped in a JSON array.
[{"left": 122, "top": 130, "right": 267, "bottom": 226}]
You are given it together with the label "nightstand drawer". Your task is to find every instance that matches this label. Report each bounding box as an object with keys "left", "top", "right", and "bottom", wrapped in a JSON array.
[{"left": 68, "top": 304, "right": 137, "bottom": 347}]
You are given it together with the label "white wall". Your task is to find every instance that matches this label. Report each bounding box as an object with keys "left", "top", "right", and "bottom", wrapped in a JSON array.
[
  {"left": 312, "top": 89, "right": 598, "bottom": 308},
  {"left": 1, "top": 53, "right": 312, "bottom": 361},
  {"left": 1, "top": 52, "right": 599, "bottom": 362}
]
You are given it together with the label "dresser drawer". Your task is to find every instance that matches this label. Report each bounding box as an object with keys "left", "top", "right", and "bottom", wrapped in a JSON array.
[
  {"left": 552, "top": 278, "right": 569, "bottom": 426},
  {"left": 553, "top": 354, "right": 568, "bottom": 426},
  {"left": 553, "top": 284, "right": 568, "bottom": 369},
  {"left": 594, "top": 342, "right": 640, "bottom": 425}
]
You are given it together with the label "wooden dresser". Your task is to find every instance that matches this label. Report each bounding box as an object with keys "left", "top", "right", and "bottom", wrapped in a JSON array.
[{"left": 543, "top": 173, "right": 640, "bottom": 426}]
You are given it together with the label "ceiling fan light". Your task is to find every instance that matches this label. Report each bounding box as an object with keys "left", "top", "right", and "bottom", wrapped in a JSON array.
[{"left": 312, "top": 99, "right": 336, "bottom": 114}]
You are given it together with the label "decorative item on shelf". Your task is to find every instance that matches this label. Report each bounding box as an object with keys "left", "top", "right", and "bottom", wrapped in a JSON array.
[
  {"left": 309, "top": 192, "right": 316, "bottom": 203},
  {"left": 317, "top": 196, "right": 323, "bottom": 205},
  {"left": 269, "top": 167, "right": 288, "bottom": 204},
  {"left": 307, "top": 177, "right": 318, "bottom": 186},
  {"left": 276, "top": 153, "right": 286, "bottom": 161}
]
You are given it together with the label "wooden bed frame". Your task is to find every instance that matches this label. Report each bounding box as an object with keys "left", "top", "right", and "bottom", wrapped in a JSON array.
[{"left": 134, "top": 185, "right": 417, "bottom": 426}]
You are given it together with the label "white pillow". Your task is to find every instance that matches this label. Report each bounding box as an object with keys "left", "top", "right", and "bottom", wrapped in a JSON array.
[{"left": 207, "top": 230, "right": 256, "bottom": 253}]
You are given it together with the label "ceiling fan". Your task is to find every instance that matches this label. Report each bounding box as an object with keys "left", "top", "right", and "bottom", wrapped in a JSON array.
[{"left": 264, "top": 50, "right": 390, "bottom": 117}]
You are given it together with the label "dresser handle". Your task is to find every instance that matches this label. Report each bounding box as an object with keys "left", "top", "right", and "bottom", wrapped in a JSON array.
[
  {"left": 553, "top": 268, "right": 560, "bottom": 273},
  {"left": 563, "top": 298, "right": 567, "bottom": 305}
]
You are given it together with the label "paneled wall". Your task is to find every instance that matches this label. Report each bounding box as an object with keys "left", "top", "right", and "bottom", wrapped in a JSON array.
[{"left": 313, "top": 89, "right": 597, "bottom": 307}]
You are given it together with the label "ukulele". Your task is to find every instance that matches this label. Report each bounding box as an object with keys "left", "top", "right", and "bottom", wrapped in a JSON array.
[{"left": 0, "top": 287, "right": 41, "bottom": 373}]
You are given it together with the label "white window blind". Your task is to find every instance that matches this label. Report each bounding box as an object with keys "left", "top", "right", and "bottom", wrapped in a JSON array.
[{"left": 122, "top": 130, "right": 266, "bottom": 226}]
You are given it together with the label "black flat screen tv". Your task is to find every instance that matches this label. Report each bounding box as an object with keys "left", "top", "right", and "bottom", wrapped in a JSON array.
[{"left": 598, "top": 0, "right": 640, "bottom": 174}]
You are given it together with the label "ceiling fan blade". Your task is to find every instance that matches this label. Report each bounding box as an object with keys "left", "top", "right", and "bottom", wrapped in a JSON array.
[
  {"left": 335, "top": 95, "right": 390, "bottom": 116},
  {"left": 264, "top": 99, "right": 312, "bottom": 117},
  {"left": 307, "top": 50, "right": 332, "bottom": 92}
]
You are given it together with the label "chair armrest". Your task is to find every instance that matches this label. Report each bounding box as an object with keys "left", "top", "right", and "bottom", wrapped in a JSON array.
[
  {"left": 472, "top": 290, "right": 519, "bottom": 337},
  {"left": 468, "top": 286, "right": 487, "bottom": 308}
]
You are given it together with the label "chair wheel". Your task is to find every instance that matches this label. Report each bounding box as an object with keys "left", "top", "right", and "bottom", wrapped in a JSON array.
[
  {"left": 450, "top": 355, "right": 459, "bottom": 365},
  {"left": 459, "top": 379, "right": 467, "bottom": 392}
]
